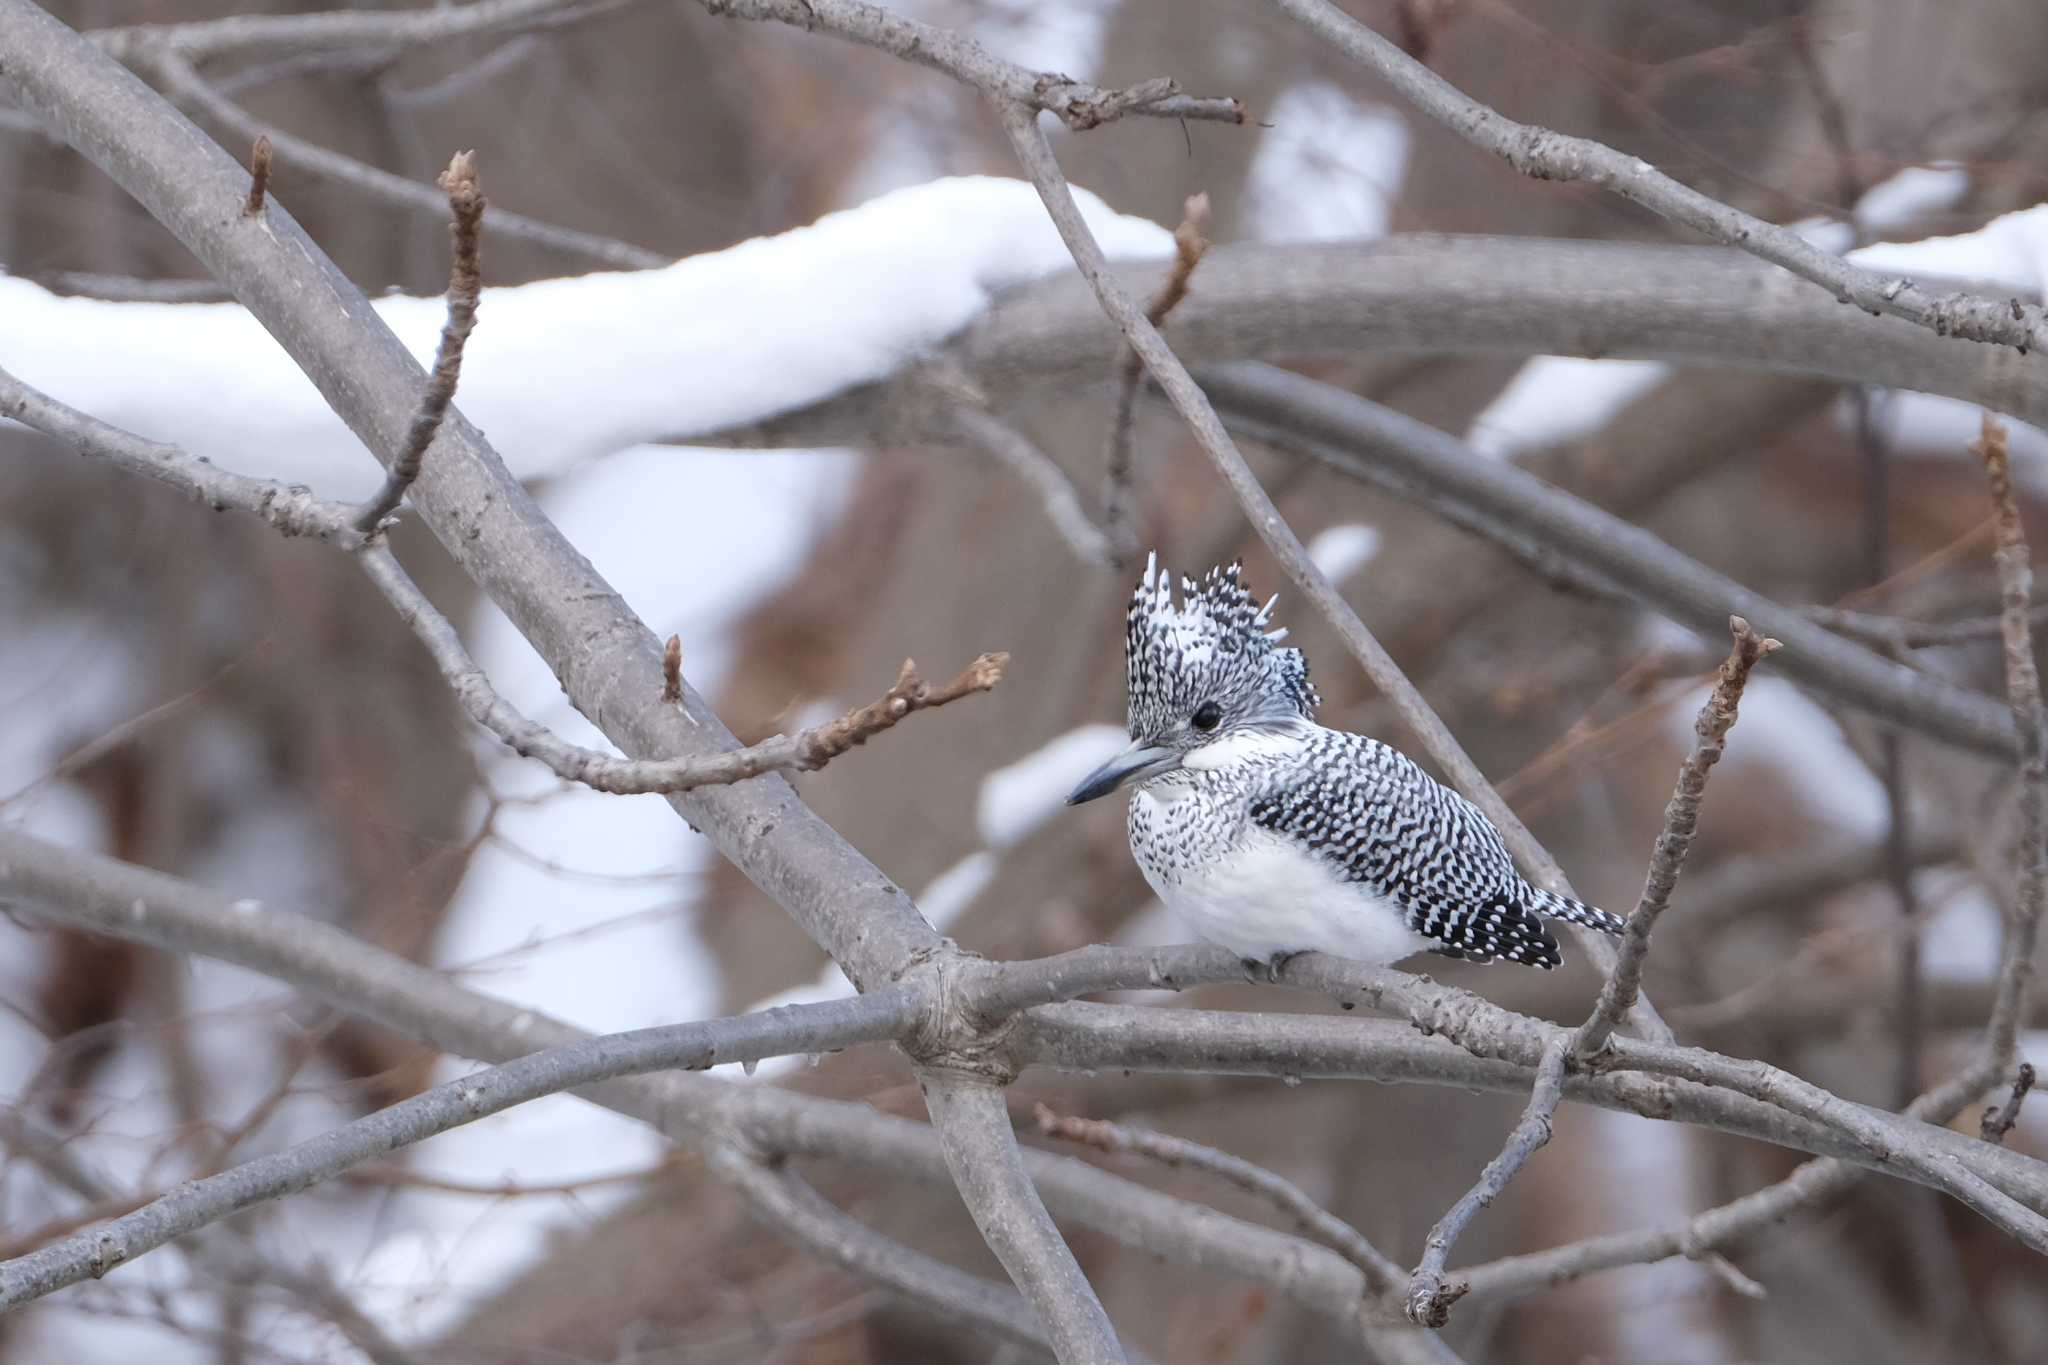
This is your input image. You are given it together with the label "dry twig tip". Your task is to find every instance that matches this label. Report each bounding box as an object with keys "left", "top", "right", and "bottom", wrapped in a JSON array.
[
  {"left": 242, "top": 134, "right": 272, "bottom": 216},
  {"left": 1982, "top": 1062, "right": 2036, "bottom": 1144},
  {"left": 352, "top": 149, "right": 486, "bottom": 533},
  {"left": 662, "top": 634, "right": 683, "bottom": 704}
]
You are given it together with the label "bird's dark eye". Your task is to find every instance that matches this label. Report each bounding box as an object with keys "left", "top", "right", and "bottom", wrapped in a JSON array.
[{"left": 1191, "top": 701, "right": 1223, "bottom": 732}]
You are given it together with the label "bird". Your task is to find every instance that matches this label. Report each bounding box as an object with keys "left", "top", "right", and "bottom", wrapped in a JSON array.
[{"left": 1065, "top": 556, "right": 1625, "bottom": 972}]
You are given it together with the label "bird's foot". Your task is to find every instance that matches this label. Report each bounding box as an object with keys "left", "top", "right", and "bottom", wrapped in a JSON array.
[{"left": 1242, "top": 951, "right": 1300, "bottom": 984}]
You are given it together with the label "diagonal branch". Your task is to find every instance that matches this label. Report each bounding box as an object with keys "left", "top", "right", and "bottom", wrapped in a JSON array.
[
  {"left": 4, "top": 359, "right": 1006, "bottom": 800},
  {"left": 1267, "top": 0, "right": 2048, "bottom": 356},
  {"left": 0, "top": 364, "right": 364, "bottom": 545},
  {"left": 0, "top": 993, "right": 914, "bottom": 1308},
  {"left": 1201, "top": 361, "right": 2019, "bottom": 757},
  {"left": 923, "top": 1074, "right": 1126, "bottom": 1364},
  {"left": 1576, "top": 617, "right": 1780, "bottom": 1059},
  {"left": 1103, "top": 193, "right": 1211, "bottom": 565},
  {"left": 360, "top": 543, "right": 1007, "bottom": 793},
  {"left": 1034, "top": 1102, "right": 1402, "bottom": 1292},
  {"left": 1405, "top": 1037, "right": 1568, "bottom": 1326},
  {"left": 1975, "top": 416, "right": 2048, "bottom": 1072},
  {"left": 1409, "top": 619, "right": 1774, "bottom": 1325}
]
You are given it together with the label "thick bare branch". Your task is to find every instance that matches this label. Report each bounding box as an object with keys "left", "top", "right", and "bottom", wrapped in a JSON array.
[
  {"left": 713, "top": 239, "right": 2048, "bottom": 451},
  {"left": 924, "top": 1075, "right": 1125, "bottom": 1364},
  {"left": 0, "top": 993, "right": 913, "bottom": 1307},
  {"left": 1202, "top": 362, "right": 2020, "bottom": 757},
  {"left": 1268, "top": 0, "right": 2048, "bottom": 356},
  {"left": 0, "top": 830, "right": 1409, "bottom": 1350},
  {"left": 355, "top": 150, "right": 487, "bottom": 531}
]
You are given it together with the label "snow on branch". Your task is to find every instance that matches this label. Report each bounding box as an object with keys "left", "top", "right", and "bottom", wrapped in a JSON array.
[
  {"left": 1270, "top": 0, "right": 2048, "bottom": 356},
  {"left": 0, "top": 176, "right": 1172, "bottom": 498}
]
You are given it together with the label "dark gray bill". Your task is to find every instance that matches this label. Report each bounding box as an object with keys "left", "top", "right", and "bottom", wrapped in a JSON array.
[{"left": 1066, "top": 741, "right": 1179, "bottom": 805}]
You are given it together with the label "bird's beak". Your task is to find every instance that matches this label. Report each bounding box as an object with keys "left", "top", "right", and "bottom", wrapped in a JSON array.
[{"left": 1066, "top": 740, "right": 1179, "bottom": 805}]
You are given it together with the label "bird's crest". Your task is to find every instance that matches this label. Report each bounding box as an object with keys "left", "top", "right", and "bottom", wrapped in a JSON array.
[{"left": 1124, "top": 555, "right": 1319, "bottom": 738}]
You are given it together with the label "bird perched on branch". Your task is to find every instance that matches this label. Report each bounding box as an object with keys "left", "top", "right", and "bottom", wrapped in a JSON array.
[{"left": 1066, "top": 557, "right": 1623, "bottom": 971}]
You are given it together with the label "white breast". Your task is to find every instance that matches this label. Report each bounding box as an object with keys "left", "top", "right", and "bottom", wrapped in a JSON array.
[{"left": 1131, "top": 794, "right": 1433, "bottom": 965}]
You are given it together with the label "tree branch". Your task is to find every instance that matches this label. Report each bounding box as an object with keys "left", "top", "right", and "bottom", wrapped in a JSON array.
[
  {"left": 1984, "top": 1063, "right": 2037, "bottom": 1145},
  {"left": 0, "top": 364, "right": 364, "bottom": 546},
  {"left": 153, "top": 52, "right": 668, "bottom": 271},
  {"left": 1104, "top": 192, "right": 1211, "bottom": 566},
  {"left": 1405, "top": 1037, "right": 1568, "bottom": 1326},
  {"left": 709, "top": 239, "right": 2048, "bottom": 452},
  {"left": 1268, "top": 0, "right": 2048, "bottom": 355},
  {"left": 1033, "top": 1102, "right": 1403, "bottom": 1293},
  {"left": 1976, "top": 416, "right": 2048, "bottom": 1071},
  {"left": 362, "top": 542, "right": 1005, "bottom": 793},
  {"left": 1577, "top": 617, "right": 1779, "bottom": 1059},
  {"left": 355, "top": 149, "right": 487, "bottom": 531},
  {"left": 923, "top": 1074, "right": 1126, "bottom": 1364},
  {"left": 0, "top": 991, "right": 911, "bottom": 1306},
  {"left": 1200, "top": 361, "right": 2020, "bottom": 757}
]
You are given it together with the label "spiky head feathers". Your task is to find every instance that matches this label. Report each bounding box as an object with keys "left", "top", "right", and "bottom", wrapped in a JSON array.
[{"left": 1124, "top": 556, "right": 1319, "bottom": 744}]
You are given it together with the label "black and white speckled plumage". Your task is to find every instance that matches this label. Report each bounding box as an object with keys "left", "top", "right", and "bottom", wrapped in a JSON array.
[{"left": 1116, "top": 558, "right": 1624, "bottom": 970}]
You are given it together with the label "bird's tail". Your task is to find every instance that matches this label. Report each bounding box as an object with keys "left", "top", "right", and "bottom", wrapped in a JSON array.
[{"left": 1525, "top": 886, "right": 1627, "bottom": 937}]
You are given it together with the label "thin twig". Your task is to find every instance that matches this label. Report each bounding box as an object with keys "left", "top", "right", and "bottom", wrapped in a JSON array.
[
  {"left": 1983, "top": 1063, "right": 2037, "bottom": 1144},
  {"left": 1033, "top": 1102, "right": 1403, "bottom": 1292},
  {"left": 355, "top": 150, "right": 486, "bottom": 532},
  {"left": 153, "top": 53, "right": 665, "bottom": 270},
  {"left": 363, "top": 539, "right": 1003, "bottom": 792},
  {"left": 1202, "top": 362, "right": 2018, "bottom": 758},
  {"left": 926, "top": 361, "right": 1115, "bottom": 565},
  {"left": 1405, "top": 1037, "right": 1568, "bottom": 1327},
  {"left": 0, "top": 364, "right": 363, "bottom": 544},
  {"left": 1267, "top": 0, "right": 2048, "bottom": 356},
  {"left": 1807, "top": 602, "right": 2048, "bottom": 650},
  {"left": 1849, "top": 388, "right": 1929, "bottom": 1110},
  {"left": 241, "top": 133, "right": 271, "bottom": 215},
  {"left": 1103, "top": 193, "right": 1210, "bottom": 566},
  {"left": 1976, "top": 415, "right": 2048, "bottom": 1073},
  {"left": 1577, "top": 617, "right": 1779, "bottom": 1060}
]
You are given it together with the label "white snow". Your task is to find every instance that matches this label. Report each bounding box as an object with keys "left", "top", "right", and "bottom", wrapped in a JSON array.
[
  {"left": 2, "top": 177, "right": 1171, "bottom": 498},
  {"left": 1466, "top": 357, "right": 1667, "bottom": 459},
  {"left": 1243, "top": 82, "right": 1410, "bottom": 242},
  {"left": 1304, "top": 523, "right": 1381, "bottom": 584},
  {"left": 1854, "top": 163, "right": 1971, "bottom": 236},
  {"left": 915, "top": 851, "right": 999, "bottom": 930},
  {"left": 977, "top": 723, "right": 1128, "bottom": 849}
]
